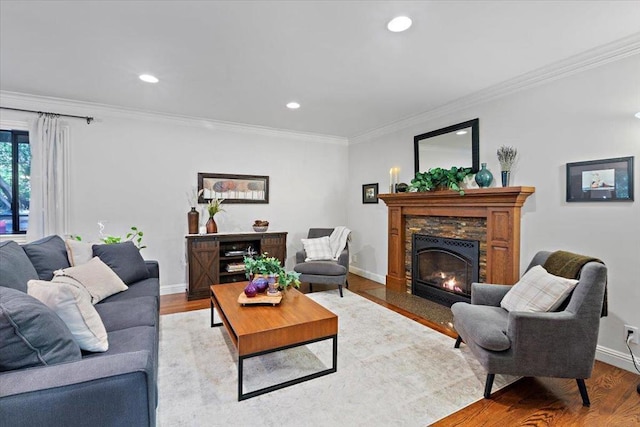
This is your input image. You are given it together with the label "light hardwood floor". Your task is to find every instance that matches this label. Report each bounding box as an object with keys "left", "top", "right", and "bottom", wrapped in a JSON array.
[{"left": 160, "top": 273, "right": 640, "bottom": 426}]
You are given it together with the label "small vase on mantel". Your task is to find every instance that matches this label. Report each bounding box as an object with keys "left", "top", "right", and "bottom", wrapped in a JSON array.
[
  {"left": 206, "top": 216, "right": 218, "bottom": 233},
  {"left": 187, "top": 207, "right": 199, "bottom": 234},
  {"left": 474, "top": 163, "right": 493, "bottom": 188},
  {"left": 501, "top": 171, "right": 511, "bottom": 187}
]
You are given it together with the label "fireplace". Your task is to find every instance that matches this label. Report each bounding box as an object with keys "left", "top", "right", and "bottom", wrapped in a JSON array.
[
  {"left": 412, "top": 234, "right": 479, "bottom": 307},
  {"left": 379, "top": 188, "right": 534, "bottom": 294}
]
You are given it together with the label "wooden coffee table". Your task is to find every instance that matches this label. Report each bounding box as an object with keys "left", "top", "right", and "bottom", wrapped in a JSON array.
[{"left": 210, "top": 282, "right": 338, "bottom": 400}]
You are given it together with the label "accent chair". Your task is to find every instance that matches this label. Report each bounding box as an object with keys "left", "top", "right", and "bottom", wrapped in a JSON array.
[
  {"left": 293, "top": 228, "right": 349, "bottom": 297},
  {"left": 451, "top": 250, "right": 607, "bottom": 406}
]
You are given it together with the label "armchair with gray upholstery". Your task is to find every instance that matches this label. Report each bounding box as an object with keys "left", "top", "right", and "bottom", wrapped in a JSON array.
[
  {"left": 451, "top": 250, "right": 607, "bottom": 406},
  {"left": 294, "top": 228, "right": 349, "bottom": 297}
]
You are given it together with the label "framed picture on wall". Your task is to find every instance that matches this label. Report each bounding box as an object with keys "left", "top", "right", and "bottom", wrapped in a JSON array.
[
  {"left": 566, "top": 156, "right": 634, "bottom": 202},
  {"left": 362, "top": 183, "right": 379, "bottom": 204},
  {"left": 198, "top": 173, "right": 269, "bottom": 203}
]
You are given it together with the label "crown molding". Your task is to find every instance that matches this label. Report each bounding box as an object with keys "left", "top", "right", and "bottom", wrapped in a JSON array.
[
  {"left": 350, "top": 32, "right": 640, "bottom": 145},
  {"left": 0, "top": 91, "right": 348, "bottom": 146}
]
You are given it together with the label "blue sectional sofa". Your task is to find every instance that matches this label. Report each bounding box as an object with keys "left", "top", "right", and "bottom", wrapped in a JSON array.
[{"left": 0, "top": 235, "right": 160, "bottom": 427}]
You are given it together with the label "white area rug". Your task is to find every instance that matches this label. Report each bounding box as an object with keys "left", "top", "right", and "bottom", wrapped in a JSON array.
[{"left": 157, "top": 289, "right": 516, "bottom": 426}]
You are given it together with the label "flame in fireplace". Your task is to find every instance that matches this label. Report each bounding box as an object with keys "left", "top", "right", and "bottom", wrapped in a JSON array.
[
  {"left": 441, "top": 274, "right": 463, "bottom": 293},
  {"left": 424, "top": 270, "right": 466, "bottom": 294}
]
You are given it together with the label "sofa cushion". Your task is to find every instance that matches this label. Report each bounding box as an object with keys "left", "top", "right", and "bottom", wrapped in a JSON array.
[
  {"left": 301, "top": 236, "right": 334, "bottom": 261},
  {"left": 0, "top": 240, "right": 39, "bottom": 292},
  {"left": 95, "top": 297, "right": 157, "bottom": 331},
  {"left": 65, "top": 238, "right": 94, "bottom": 266},
  {"left": 82, "top": 325, "right": 156, "bottom": 360},
  {"left": 451, "top": 303, "right": 511, "bottom": 351},
  {"left": 22, "top": 235, "right": 71, "bottom": 280},
  {"left": 294, "top": 261, "right": 347, "bottom": 276},
  {"left": 501, "top": 265, "right": 579, "bottom": 313},
  {"left": 28, "top": 280, "right": 109, "bottom": 352},
  {"left": 0, "top": 286, "right": 82, "bottom": 371},
  {"left": 53, "top": 257, "right": 128, "bottom": 304},
  {"left": 92, "top": 242, "right": 149, "bottom": 285},
  {"left": 98, "top": 277, "right": 159, "bottom": 305}
]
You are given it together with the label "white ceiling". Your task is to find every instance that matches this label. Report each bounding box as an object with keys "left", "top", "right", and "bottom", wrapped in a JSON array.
[{"left": 1, "top": 1, "right": 640, "bottom": 138}]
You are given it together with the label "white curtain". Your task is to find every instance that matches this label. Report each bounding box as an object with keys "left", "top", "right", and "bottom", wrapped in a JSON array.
[{"left": 27, "top": 114, "right": 69, "bottom": 240}]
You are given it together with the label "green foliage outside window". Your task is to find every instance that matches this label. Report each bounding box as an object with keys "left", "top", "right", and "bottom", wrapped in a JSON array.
[{"left": 0, "top": 130, "right": 31, "bottom": 233}]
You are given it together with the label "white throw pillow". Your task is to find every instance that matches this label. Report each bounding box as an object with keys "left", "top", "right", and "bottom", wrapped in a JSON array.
[
  {"left": 301, "top": 236, "right": 335, "bottom": 261},
  {"left": 65, "top": 239, "right": 95, "bottom": 266},
  {"left": 500, "top": 265, "right": 579, "bottom": 312},
  {"left": 28, "top": 279, "right": 109, "bottom": 352},
  {"left": 53, "top": 257, "right": 128, "bottom": 304}
]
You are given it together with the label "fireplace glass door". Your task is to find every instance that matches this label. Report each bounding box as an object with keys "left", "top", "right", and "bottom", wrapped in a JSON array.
[
  {"left": 417, "top": 250, "right": 472, "bottom": 295},
  {"left": 412, "top": 235, "right": 479, "bottom": 306}
]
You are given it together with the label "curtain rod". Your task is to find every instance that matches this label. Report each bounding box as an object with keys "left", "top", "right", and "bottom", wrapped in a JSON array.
[{"left": 0, "top": 106, "right": 94, "bottom": 124}]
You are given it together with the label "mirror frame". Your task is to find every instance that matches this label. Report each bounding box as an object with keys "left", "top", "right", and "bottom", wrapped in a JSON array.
[{"left": 414, "top": 118, "right": 480, "bottom": 175}]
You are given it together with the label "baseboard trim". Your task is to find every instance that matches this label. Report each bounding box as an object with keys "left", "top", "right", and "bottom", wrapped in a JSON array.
[
  {"left": 161, "top": 283, "right": 187, "bottom": 295},
  {"left": 596, "top": 344, "right": 638, "bottom": 373},
  {"left": 349, "top": 266, "right": 386, "bottom": 284}
]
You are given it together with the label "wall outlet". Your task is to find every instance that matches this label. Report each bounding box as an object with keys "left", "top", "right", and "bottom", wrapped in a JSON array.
[{"left": 624, "top": 325, "right": 639, "bottom": 344}]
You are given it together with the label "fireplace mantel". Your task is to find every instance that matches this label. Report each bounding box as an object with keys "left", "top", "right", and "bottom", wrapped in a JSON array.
[{"left": 379, "top": 187, "right": 535, "bottom": 293}]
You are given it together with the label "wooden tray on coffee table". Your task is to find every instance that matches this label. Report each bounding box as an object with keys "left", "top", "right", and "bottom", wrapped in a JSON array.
[{"left": 237, "top": 291, "right": 282, "bottom": 306}]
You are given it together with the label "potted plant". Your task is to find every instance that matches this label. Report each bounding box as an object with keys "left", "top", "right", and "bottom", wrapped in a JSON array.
[
  {"left": 277, "top": 270, "right": 301, "bottom": 291},
  {"left": 243, "top": 254, "right": 301, "bottom": 294},
  {"left": 243, "top": 254, "right": 281, "bottom": 277},
  {"left": 496, "top": 146, "right": 518, "bottom": 187},
  {"left": 205, "top": 197, "right": 225, "bottom": 233},
  {"left": 409, "top": 166, "right": 473, "bottom": 195}
]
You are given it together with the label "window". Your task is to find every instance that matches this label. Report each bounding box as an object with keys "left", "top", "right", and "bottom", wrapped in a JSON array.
[{"left": 0, "top": 129, "right": 30, "bottom": 234}]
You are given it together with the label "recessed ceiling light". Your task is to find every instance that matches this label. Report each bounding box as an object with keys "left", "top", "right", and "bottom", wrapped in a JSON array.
[
  {"left": 387, "top": 16, "right": 412, "bottom": 32},
  {"left": 635, "top": 112, "right": 640, "bottom": 119},
  {"left": 456, "top": 130, "right": 468, "bottom": 135},
  {"left": 286, "top": 102, "right": 300, "bottom": 109},
  {"left": 139, "top": 74, "right": 159, "bottom": 83}
]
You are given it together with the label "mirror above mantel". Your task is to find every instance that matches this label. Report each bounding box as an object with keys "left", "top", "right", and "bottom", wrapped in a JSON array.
[{"left": 414, "top": 118, "right": 480, "bottom": 175}]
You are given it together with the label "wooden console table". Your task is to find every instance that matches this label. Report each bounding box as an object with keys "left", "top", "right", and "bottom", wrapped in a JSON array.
[
  {"left": 379, "top": 187, "right": 534, "bottom": 292},
  {"left": 185, "top": 231, "right": 287, "bottom": 300}
]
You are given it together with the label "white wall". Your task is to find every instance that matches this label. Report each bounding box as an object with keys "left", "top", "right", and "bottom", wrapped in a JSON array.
[
  {"left": 2, "top": 53, "right": 637, "bottom": 372},
  {"left": 0, "top": 98, "right": 349, "bottom": 292},
  {"left": 347, "top": 54, "right": 640, "bottom": 371}
]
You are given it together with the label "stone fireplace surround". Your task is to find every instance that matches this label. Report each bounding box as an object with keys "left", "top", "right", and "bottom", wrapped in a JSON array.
[{"left": 379, "top": 187, "right": 535, "bottom": 294}]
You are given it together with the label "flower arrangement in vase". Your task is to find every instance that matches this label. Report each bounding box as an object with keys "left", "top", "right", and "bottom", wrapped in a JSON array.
[
  {"left": 205, "top": 197, "right": 225, "bottom": 233},
  {"left": 496, "top": 146, "right": 518, "bottom": 187}
]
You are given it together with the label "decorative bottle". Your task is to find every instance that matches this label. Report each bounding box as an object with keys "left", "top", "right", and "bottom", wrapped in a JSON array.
[
  {"left": 187, "top": 207, "right": 199, "bottom": 234},
  {"left": 474, "top": 163, "right": 493, "bottom": 188}
]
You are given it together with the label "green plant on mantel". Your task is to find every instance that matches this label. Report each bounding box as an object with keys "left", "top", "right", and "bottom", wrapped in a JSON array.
[{"left": 410, "top": 166, "right": 473, "bottom": 195}]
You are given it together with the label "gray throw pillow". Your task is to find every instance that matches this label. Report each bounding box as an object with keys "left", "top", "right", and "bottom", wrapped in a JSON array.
[
  {"left": 22, "top": 235, "right": 71, "bottom": 280},
  {"left": 92, "top": 241, "right": 149, "bottom": 285},
  {"left": 0, "top": 241, "right": 39, "bottom": 292},
  {"left": 0, "top": 286, "right": 82, "bottom": 371}
]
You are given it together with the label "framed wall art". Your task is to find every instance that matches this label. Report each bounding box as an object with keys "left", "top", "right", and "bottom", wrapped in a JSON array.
[
  {"left": 566, "top": 156, "right": 633, "bottom": 202},
  {"left": 198, "top": 173, "right": 269, "bottom": 204},
  {"left": 362, "top": 183, "right": 379, "bottom": 204}
]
